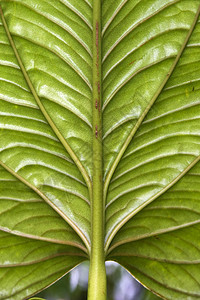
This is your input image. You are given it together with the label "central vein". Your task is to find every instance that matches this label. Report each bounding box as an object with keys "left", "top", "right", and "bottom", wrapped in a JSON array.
[
  {"left": 91, "top": 0, "right": 104, "bottom": 260},
  {"left": 87, "top": 0, "right": 107, "bottom": 299}
]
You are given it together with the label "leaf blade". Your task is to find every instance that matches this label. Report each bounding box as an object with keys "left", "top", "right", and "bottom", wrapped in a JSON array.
[
  {"left": 105, "top": 1, "right": 200, "bottom": 248},
  {"left": 0, "top": 1, "right": 92, "bottom": 248}
]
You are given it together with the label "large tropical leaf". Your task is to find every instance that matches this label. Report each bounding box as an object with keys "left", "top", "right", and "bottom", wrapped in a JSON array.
[{"left": 0, "top": 0, "right": 200, "bottom": 299}]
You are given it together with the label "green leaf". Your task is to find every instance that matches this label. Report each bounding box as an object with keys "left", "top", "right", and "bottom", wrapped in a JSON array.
[{"left": 0, "top": 0, "right": 200, "bottom": 299}]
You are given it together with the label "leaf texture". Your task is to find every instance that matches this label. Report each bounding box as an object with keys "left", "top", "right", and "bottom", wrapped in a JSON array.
[
  {"left": 0, "top": 0, "right": 93, "bottom": 242},
  {"left": 104, "top": 1, "right": 200, "bottom": 299},
  {"left": 0, "top": 0, "right": 200, "bottom": 299},
  {"left": 0, "top": 0, "right": 91, "bottom": 297},
  {"left": 104, "top": 0, "right": 200, "bottom": 245},
  {"left": 108, "top": 163, "right": 200, "bottom": 299}
]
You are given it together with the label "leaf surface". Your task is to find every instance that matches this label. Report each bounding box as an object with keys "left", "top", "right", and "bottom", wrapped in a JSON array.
[
  {"left": 103, "top": 0, "right": 200, "bottom": 246},
  {"left": 104, "top": 1, "right": 200, "bottom": 299},
  {"left": 0, "top": 0, "right": 200, "bottom": 299},
  {"left": 0, "top": 0, "right": 91, "bottom": 297}
]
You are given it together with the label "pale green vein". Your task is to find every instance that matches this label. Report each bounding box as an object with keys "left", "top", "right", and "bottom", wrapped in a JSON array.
[
  {"left": 102, "top": 55, "right": 176, "bottom": 111},
  {"left": 103, "top": 115, "right": 138, "bottom": 139},
  {"left": 110, "top": 254, "right": 200, "bottom": 265},
  {"left": 0, "top": 254, "right": 87, "bottom": 268},
  {"left": 142, "top": 101, "right": 200, "bottom": 125},
  {"left": 0, "top": 126, "right": 58, "bottom": 141},
  {"left": 102, "top": 0, "right": 180, "bottom": 62},
  {"left": 14, "top": 16, "right": 92, "bottom": 91},
  {"left": 0, "top": 197, "right": 41, "bottom": 202},
  {"left": 0, "top": 113, "right": 46, "bottom": 124},
  {"left": 0, "top": 78, "right": 30, "bottom": 92},
  {"left": 0, "top": 160, "right": 90, "bottom": 253},
  {"left": 2, "top": 145, "right": 74, "bottom": 165},
  {"left": 0, "top": 7, "right": 92, "bottom": 198},
  {"left": 106, "top": 183, "right": 162, "bottom": 208},
  {"left": 59, "top": 0, "right": 93, "bottom": 30},
  {"left": 42, "top": 184, "right": 90, "bottom": 205},
  {"left": 84, "top": 0, "right": 92, "bottom": 9},
  {"left": 8, "top": 0, "right": 92, "bottom": 58},
  {"left": 0, "top": 251, "right": 87, "bottom": 267},
  {"left": 0, "top": 224, "right": 87, "bottom": 253},
  {"left": 107, "top": 220, "right": 200, "bottom": 254},
  {"left": 165, "top": 78, "right": 200, "bottom": 91},
  {"left": 102, "top": 0, "right": 129, "bottom": 36},
  {"left": 103, "top": 28, "right": 187, "bottom": 81},
  {"left": 103, "top": 6, "right": 200, "bottom": 207}
]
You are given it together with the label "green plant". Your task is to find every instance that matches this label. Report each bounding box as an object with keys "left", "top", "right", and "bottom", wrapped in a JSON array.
[{"left": 0, "top": 0, "right": 200, "bottom": 299}]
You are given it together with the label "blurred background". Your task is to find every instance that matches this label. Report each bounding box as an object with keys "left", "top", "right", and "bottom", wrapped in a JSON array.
[{"left": 36, "top": 261, "right": 160, "bottom": 300}]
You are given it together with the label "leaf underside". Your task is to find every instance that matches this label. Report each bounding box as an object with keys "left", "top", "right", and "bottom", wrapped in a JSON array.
[{"left": 0, "top": 0, "right": 200, "bottom": 299}]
